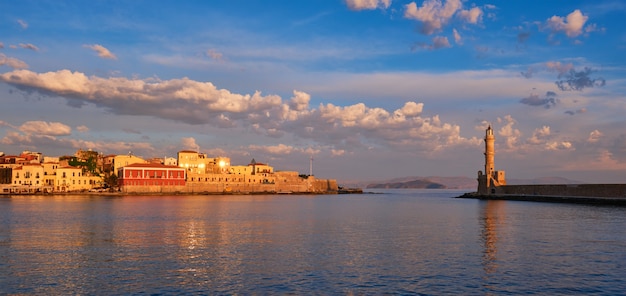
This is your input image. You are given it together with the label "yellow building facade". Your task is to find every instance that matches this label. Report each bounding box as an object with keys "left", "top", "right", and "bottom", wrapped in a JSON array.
[{"left": 55, "top": 166, "right": 102, "bottom": 192}]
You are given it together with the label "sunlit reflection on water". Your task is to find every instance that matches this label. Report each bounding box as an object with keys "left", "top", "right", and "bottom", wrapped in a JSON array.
[{"left": 1, "top": 190, "right": 626, "bottom": 294}]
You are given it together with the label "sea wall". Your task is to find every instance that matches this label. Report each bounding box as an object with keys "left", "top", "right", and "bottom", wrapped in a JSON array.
[
  {"left": 120, "top": 177, "right": 338, "bottom": 194},
  {"left": 494, "top": 184, "right": 626, "bottom": 198}
]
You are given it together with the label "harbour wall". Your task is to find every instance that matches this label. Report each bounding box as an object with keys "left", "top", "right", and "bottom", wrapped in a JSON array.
[
  {"left": 494, "top": 184, "right": 626, "bottom": 198},
  {"left": 459, "top": 183, "right": 626, "bottom": 205}
]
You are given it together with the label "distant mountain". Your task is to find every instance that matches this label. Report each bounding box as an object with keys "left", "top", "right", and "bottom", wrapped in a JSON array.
[
  {"left": 341, "top": 176, "right": 583, "bottom": 190},
  {"left": 366, "top": 179, "right": 445, "bottom": 189}
]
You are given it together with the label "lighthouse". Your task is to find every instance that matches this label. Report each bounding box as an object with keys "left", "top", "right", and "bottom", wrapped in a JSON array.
[
  {"left": 485, "top": 125, "right": 495, "bottom": 187},
  {"left": 478, "top": 125, "right": 506, "bottom": 195}
]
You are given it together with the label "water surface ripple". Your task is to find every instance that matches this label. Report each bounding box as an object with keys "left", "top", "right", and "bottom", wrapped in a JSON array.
[{"left": 1, "top": 189, "right": 625, "bottom": 294}]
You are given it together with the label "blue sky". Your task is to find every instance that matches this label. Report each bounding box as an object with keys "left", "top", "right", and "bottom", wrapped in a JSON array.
[{"left": 1, "top": 0, "right": 625, "bottom": 183}]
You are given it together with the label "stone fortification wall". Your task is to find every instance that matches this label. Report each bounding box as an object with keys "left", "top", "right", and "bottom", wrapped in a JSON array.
[
  {"left": 495, "top": 184, "right": 626, "bottom": 198},
  {"left": 121, "top": 170, "right": 338, "bottom": 194}
]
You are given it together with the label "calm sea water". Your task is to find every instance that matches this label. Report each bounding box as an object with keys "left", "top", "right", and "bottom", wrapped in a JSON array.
[{"left": 1, "top": 189, "right": 625, "bottom": 295}]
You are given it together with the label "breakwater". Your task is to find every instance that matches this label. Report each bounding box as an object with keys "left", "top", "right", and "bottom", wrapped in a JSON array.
[{"left": 458, "top": 184, "right": 626, "bottom": 206}]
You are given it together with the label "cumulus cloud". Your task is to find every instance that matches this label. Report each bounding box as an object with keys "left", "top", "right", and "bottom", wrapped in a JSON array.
[
  {"left": 0, "top": 53, "right": 29, "bottom": 69},
  {"left": 0, "top": 69, "right": 284, "bottom": 125},
  {"left": 527, "top": 126, "right": 551, "bottom": 145},
  {"left": 0, "top": 120, "right": 155, "bottom": 156},
  {"left": 83, "top": 44, "right": 117, "bottom": 60},
  {"left": 331, "top": 149, "right": 346, "bottom": 156},
  {"left": 545, "top": 141, "right": 573, "bottom": 151},
  {"left": 555, "top": 67, "right": 606, "bottom": 91},
  {"left": 404, "top": 0, "right": 462, "bottom": 35},
  {"left": 181, "top": 137, "right": 200, "bottom": 151},
  {"left": 404, "top": 0, "right": 483, "bottom": 35},
  {"left": 0, "top": 69, "right": 481, "bottom": 154},
  {"left": 545, "top": 61, "right": 574, "bottom": 77},
  {"left": 588, "top": 130, "right": 603, "bottom": 143},
  {"left": 76, "top": 125, "right": 90, "bottom": 132},
  {"left": 1, "top": 121, "right": 73, "bottom": 146},
  {"left": 497, "top": 115, "right": 521, "bottom": 150},
  {"left": 458, "top": 6, "right": 482, "bottom": 24},
  {"left": 345, "top": 0, "right": 391, "bottom": 10},
  {"left": 249, "top": 143, "right": 301, "bottom": 155},
  {"left": 17, "top": 19, "right": 28, "bottom": 29},
  {"left": 519, "top": 91, "right": 557, "bottom": 108},
  {"left": 545, "top": 9, "right": 588, "bottom": 38},
  {"left": 412, "top": 36, "right": 451, "bottom": 50},
  {"left": 19, "top": 43, "right": 39, "bottom": 51},
  {"left": 18, "top": 121, "right": 72, "bottom": 136}
]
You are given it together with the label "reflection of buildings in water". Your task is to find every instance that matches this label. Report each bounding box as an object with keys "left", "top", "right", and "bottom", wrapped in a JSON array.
[{"left": 480, "top": 200, "right": 505, "bottom": 275}]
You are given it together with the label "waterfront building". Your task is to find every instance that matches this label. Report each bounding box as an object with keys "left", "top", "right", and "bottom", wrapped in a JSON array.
[
  {"left": 108, "top": 154, "right": 147, "bottom": 176},
  {"left": 0, "top": 154, "right": 18, "bottom": 168},
  {"left": 11, "top": 164, "right": 46, "bottom": 193},
  {"left": 177, "top": 150, "right": 230, "bottom": 175},
  {"left": 55, "top": 166, "right": 102, "bottom": 192},
  {"left": 117, "top": 163, "right": 186, "bottom": 193},
  {"left": 164, "top": 157, "right": 178, "bottom": 166}
]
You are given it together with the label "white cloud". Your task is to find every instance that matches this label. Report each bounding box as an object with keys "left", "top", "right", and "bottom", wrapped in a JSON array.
[
  {"left": 0, "top": 54, "right": 28, "bottom": 69},
  {"left": 413, "top": 36, "right": 451, "bottom": 50},
  {"left": 331, "top": 149, "right": 346, "bottom": 156},
  {"left": 545, "top": 141, "right": 574, "bottom": 151},
  {"left": 588, "top": 130, "right": 603, "bottom": 143},
  {"left": 76, "top": 125, "right": 90, "bottom": 133},
  {"left": 17, "top": 19, "right": 28, "bottom": 29},
  {"left": 0, "top": 69, "right": 482, "bottom": 155},
  {"left": 249, "top": 143, "right": 298, "bottom": 155},
  {"left": 497, "top": 115, "right": 521, "bottom": 150},
  {"left": 181, "top": 137, "right": 200, "bottom": 151},
  {"left": 545, "top": 61, "right": 574, "bottom": 76},
  {"left": 345, "top": 0, "right": 391, "bottom": 11},
  {"left": 458, "top": 7, "right": 483, "bottom": 24},
  {"left": 453, "top": 28, "right": 462, "bottom": 44},
  {"left": 19, "top": 43, "right": 39, "bottom": 51},
  {"left": 527, "top": 126, "right": 551, "bottom": 145},
  {"left": 403, "top": 0, "right": 484, "bottom": 35},
  {"left": 19, "top": 121, "right": 71, "bottom": 136},
  {"left": 83, "top": 44, "right": 117, "bottom": 60},
  {"left": 545, "top": 9, "right": 588, "bottom": 38},
  {"left": 404, "top": 0, "right": 462, "bottom": 35}
]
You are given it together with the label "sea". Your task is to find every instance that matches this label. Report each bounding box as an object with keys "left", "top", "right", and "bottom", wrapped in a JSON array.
[{"left": 1, "top": 189, "right": 625, "bottom": 295}]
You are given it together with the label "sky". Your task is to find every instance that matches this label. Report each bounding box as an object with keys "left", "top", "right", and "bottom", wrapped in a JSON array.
[{"left": 1, "top": 0, "right": 625, "bottom": 184}]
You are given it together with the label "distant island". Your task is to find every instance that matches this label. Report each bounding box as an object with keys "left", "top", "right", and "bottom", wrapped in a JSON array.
[
  {"left": 367, "top": 179, "right": 445, "bottom": 189},
  {"left": 345, "top": 176, "right": 583, "bottom": 190}
]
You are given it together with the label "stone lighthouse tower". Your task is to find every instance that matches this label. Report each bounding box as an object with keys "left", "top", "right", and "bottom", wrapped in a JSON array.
[
  {"left": 478, "top": 125, "right": 506, "bottom": 195},
  {"left": 485, "top": 125, "right": 495, "bottom": 180}
]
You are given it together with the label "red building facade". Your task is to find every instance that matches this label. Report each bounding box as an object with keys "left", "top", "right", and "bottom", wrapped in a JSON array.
[{"left": 118, "top": 163, "right": 186, "bottom": 188}]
